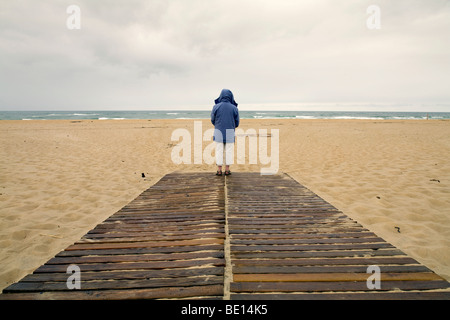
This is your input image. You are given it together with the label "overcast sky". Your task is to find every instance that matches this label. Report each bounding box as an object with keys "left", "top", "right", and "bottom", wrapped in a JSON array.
[{"left": 1, "top": 0, "right": 449, "bottom": 111}]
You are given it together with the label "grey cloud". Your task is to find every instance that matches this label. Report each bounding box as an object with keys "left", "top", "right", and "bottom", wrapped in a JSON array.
[{"left": 0, "top": 0, "right": 449, "bottom": 110}]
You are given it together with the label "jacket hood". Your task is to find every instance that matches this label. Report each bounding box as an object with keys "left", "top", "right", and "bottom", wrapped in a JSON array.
[{"left": 215, "top": 89, "right": 238, "bottom": 107}]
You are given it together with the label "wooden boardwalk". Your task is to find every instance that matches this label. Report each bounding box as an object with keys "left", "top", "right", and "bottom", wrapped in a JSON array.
[
  {"left": 1, "top": 172, "right": 449, "bottom": 300},
  {"left": 1, "top": 173, "right": 225, "bottom": 299},
  {"left": 227, "top": 173, "right": 450, "bottom": 300}
]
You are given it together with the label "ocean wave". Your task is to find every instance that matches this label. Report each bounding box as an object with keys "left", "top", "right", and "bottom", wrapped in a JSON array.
[
  {"left": 331, "top": 116, "right": 385, "bottom": 120},
  {"left": 295, "top": 116, "right": 316, "bottom": 119},
  {"left": 390, "top": 116, "right": 423, "bottom": 120},
  {"left": 98, "top": 117, "right": 126, "bottom": 120},
  {"left": 253, "top": 115, "right": 298, "bottom": 119}
]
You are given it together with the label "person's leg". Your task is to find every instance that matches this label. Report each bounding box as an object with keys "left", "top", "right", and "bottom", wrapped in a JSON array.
[
  {"left": 224, "top": 142, "right": 234, "bottom": 174},
  {"left": 216, "top": 142, "right": 224, "bottom": 174}
]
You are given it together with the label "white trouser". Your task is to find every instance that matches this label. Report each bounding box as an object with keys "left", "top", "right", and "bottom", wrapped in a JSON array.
[{"left": 216, "top": 142, "right": 234, "bottom": 166}]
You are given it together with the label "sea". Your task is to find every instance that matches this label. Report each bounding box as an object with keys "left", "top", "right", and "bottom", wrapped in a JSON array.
[{"left": 1, "top": 110, "right": 449, "bottom": 121}]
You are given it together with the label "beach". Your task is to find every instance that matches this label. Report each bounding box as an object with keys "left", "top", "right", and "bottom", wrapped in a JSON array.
[{"left": 0, "top": 118, "right": 449, "bottom": 291}]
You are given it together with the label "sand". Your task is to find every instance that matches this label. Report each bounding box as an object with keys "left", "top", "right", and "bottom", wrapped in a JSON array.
[{"left": 0, "top": 118, "right": 449, "bottom": 291}]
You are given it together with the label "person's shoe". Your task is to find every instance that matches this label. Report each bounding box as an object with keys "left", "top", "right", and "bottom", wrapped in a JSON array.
[
  {"left": 224, "top": 170, "right": 231, "bottom": 176},
  {"left": 216, "top": 170, "right": 223, "bottom": 176}
]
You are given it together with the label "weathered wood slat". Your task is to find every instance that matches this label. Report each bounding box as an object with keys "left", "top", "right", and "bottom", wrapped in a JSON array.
[
  {"left": 84, "top": 228, "right": 225, "bottom": 238},
  {"left": 233, "top": 273, "right": 443, "bottom": 282},
  {"left": 228, "top": 216, "right": 350, "bottom": 223},
  {"left": 231, "top": 292, "right": 450, "bottom": 300},
  {"left": 233, "top": 265, "right": 432, "bottom": 274},
  {"left": 228, "top": 222, "right": 363, "bottom": 229},
  {"left": 1, "top": 285, "right": 224, "bottom": 300},
  {"left": 231, "top": 237, "right": 385, "bottom": 245},
  {"left": 231, "top": 249, "right": 405, "bottom": 259},
  {"left": 229, "top": 227, "right": 370, "bottom": 234},
  {"left": 56, "top": 244, "right": 224, "bottom": 257},
  {"left": 35, "top": 257, "right": 225, "bottom": 274},
  {"left": 47, "top": 251, "right": 225, "bottom": 265},
  {"left": 105, "top": 213, "right": 223, "bottom": 221},
  {"left": 88, "top": 225, "right": 224, "bottom": 235},
  {"left": 98, "top": 219, "right": 223, "bottom": 227},
  {"left": 232, "top": 257, "right": 418, "bottom": 267},
  {"left": 231, "top": 243, "right": 395, "bottom": 251},
  {"left": 66, "top": 238, "right": 224, "bottom": 251},
  {"left": 4, "top": 275, "right": 224, "bottom": 293},
  {"left": 21, "top": 267, "right": 225, "bottom": 282},
  {"left": 231, "top": 232, "right": 380, "bottom": 239},
  {"left": 90, "top": 222, "right": 224, "bottom": 232},
  {"left": 230, "top": 281, "right": 450, "bottom": 292},
  {"left": 77, "top": 233, "right": 225, "bottom": 244},
  {"left": 227, "top": 220, "right": 355, "bottom": 226}
]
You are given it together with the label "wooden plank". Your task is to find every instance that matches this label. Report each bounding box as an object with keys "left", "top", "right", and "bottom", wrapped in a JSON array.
[
  {"left": 66, "top": 238, "right": 224, "bottom": 251},
  {"left": 230, "top": 291, "right": 450, "bottom": 300},
  {"left": 104, "top": 213, "right": 223, "bottom": 221},
  {"left": 96, "top": 219, "right": 224, "bottom": 228},
  {"left": 102, "top": 215, "right": 224, "bottom": 223},
  {"left": 87, "top": 224, "right": 224, "bottom": 234},
  {"left": 0, "top": 285, "right": 224, "bottom": 300},
  {"left": 233, "top": 265, "right": 432, "bottom": 274},
  {"left": 231, "top": 237, "right": 385, "bottom": 245},
  {"left": 4, "top": 275, "right": 224, "bottom": 293},
  {"left": 56, "top": 245, "right": 224, "bottom": 257},
  {"left": 231, "top": 243, "right": 394, "bottom": 251},
  {"left": 77, "top": 233, "right": 225, "bottom": 244},
  {"left": 231, "top": 232, "right": 378, "bottom": 239},
  {"left": 230, "top": 280, "right": 450, "bottom": 292},
  {"left": 229, "top": 227, "right": 370, "bottom": 234},
  {"left": 232, "top": 257, "right": 419, "bottom": 267},
  {"left": 34, "top": 258, "right": 225, "bottom": 273},
  {"left": 228, "top": 222, "right": 363, "bottom": 229},
  {"left": 229, "top": 208, "right": 341, "bottom": 213},
  {"left": 90, "top": 222, "right": 224, "bottom": 232},
  {"left": 21, "top": 267, "right": 224, "bottom": 282},
  {"left": 47, "top": 250, "right": 224, "bottom": 265},
  {"left": 84, "top": 228, "right": 225, "bottom": 238},
  {"left": 233, "top": 273, "right": 443, "bottom": 282},
  {"left": 231, "top": 249, "right": 406, "bottom": 259},
  {"left": 227, "top": 220, "right": 356, "bottom": 226}
]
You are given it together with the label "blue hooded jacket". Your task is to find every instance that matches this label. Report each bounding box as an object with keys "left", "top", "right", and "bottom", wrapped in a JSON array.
[{"left": 211, "top": 89, "right": 240, "bottom": 143}]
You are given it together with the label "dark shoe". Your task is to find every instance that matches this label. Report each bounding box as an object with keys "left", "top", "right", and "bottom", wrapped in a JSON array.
[
  {"left": 224, "top": 170, "right": 231, "bottom": 176},
  {"left": 216, "top": 170, "right": 223, "bottom": 176}
]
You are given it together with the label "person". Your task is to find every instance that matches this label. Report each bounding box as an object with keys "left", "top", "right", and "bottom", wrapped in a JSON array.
[{"left": 211, "top": 89, "right": 240, "bottom": 176}]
